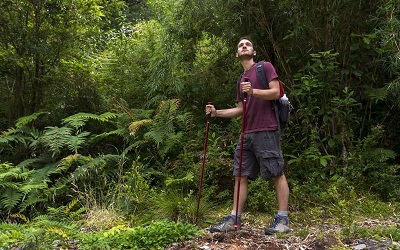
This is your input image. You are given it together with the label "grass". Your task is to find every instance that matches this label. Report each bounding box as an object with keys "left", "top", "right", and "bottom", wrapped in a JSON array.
[{"left": 0, "top": 186, "right": 398, "bottom": 249}]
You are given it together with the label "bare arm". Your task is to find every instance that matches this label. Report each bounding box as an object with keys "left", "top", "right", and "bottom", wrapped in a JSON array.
[
  {"left": 241, "top": 78, "right": 281, "bottom": 100},
  {"left": 205, "top": 102, "right": 243, "bottom": 118}
]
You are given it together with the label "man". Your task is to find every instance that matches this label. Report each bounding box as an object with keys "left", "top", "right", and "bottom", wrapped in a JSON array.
[{"left": 205, "top": 36, "right": 290, "bottom": 235}]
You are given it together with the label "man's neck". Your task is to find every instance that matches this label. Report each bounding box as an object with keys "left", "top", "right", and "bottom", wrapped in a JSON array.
[{"left": 241, "top": 59, "right": 255, "bottom": 72}]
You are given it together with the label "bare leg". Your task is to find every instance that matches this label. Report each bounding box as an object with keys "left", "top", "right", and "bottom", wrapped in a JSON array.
[
  {"left": 272, "top": 175, "right": 289, "bottom": 211},
  {"left": 232, "top": 176, "right": 248, "bottom": 215}
]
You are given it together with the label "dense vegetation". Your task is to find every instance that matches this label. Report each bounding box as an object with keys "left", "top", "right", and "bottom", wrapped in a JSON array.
[{"left": 0, "top": 0, "right": 399, "bottom": 248}]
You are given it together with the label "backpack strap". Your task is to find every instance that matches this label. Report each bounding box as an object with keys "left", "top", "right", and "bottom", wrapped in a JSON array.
[
  {"left": 255, "top": 61, "right": 281, "bottom": 132},
  {"left": 256, "top": 61, "right": 268, "bottom": 89},
  {"left": 257, "top": 61, "right": 284, "bottom": 97}
]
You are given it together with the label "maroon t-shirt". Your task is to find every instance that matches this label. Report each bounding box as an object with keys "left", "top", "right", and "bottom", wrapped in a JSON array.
[{"left": 236, "top": 61, "right": 279, "bottom": 133}]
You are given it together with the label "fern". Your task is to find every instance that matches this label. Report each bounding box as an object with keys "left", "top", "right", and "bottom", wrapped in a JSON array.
[
  {"left": 1, "top": 188, "right": 24, "bottom": 210},
  {"left": 0, "top": 111, "right": 134, "bottom": 217},
  {"left": 18, "top": 195, "right": 47, "bottom": 213},
  {"left": 66, "top": 131, "right": 91, "bottom": 153},
  {"left": 11, "top": 213, "right": 29, "bottom": 223},
  {"left": 16, "top": 158, "right": 42, "bottom": 169},
  {"left": 0, "top": 167, "right": 24, "bottom": 181},
  {"left": 128, "top": 119, "right": 152, "bottom": 135},
  {"left": 69, "top": 207, "right": 87, "bottom": 220},
  {"left": 55, "top": 154, "right": 86, "bottom": 174},
  {"left": 15, "top": 112, "right": 48, "bottom": 128},
  {"left": 28, "top": 162, "right": 58, "bottom": 183},
  {"left": 39, "top": 127, "right": 76, "bottom": 156},
  {"left": 365, "top": 86, "right": 388, "bottom": 103},
  {"left": 62, "top": 112, "right": 120, "bottom": 129},
  {"left": 65, "top": 197, "right": 79, "bottom": 214}
]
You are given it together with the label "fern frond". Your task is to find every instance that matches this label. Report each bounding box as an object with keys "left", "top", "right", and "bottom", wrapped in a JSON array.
[
  {"left": 98, "top": 112, "right": 121, "bottom": 121},
  {"left": 11, "top": 213, "right": 29, "bottom": 223},
  {"left": 0, "top": 167, "right": 23, "bottom": 181},
  {"left": 68, "top": 160, "right": 99, "bottom": 182},
  {"left": 17, "top": 158, "right": 42, "bottom": 169},
  {"left": 19, "top": 183, "right": 47, "bottom": 195},
  {"left": 92, "top": 128, "right": 128, "bottom": 141},
  {"left": 0, "top": 225, "right": 24, "bottom": 244},
  {"left": 129, "top": 119, "right": 152, "bottom": 135},
  {"left": 0, "top": 129, "right": 19, "bottom": 144},
  {"left": 365, "top": 86, "right": 388, "bottom": 103},
  {"left": 153, "top": 99, "right": 180, "bottom": 126},
  {"left": 1, "top": 188, "right": 23, "bottom": 209},
  {"left": 0, "top": 222, "right": 24, "bottom": 231},
  {"left": 18, "top": 194, "right": 47, "bottom": 212},
  {"left": 67, "top": 154, "right": 120, "bottom": 182},
  {"left": 61, "top": 112, "right": 120, "bottom": 129},
  {"left": 122, "top": 143, "right": 136, "bottom": 155},
  {"left": 69, "top": 207, "right": 87, "bottom": 220},
  {"left": 159, "top": 131, "right": 185, "bottom": 156},
  {"left": 31, "top": 214, "right": 51, "bottom": 223},
  {"left": 144, "top": 129, "right": 166, "bottom": 147},
  {"left": 65, "top": 197, "right": 79, "bottom": 214},
  {"left": 0, "top": 162, "right": 14, "bottom": 170},
  {"left": 56, "top": 154, "right": 88, "bottom": 174},
  {"left": 32, "top": 216, "right": 66, "bottom": 229},
  {"left": 66, "top": 131, "right": 91, "bottom": 153},
  {"left": 39, "top": 126, "right": 74, "bottom": 156},
  {"left": 47, "top": 176, "right": 69, "bottom": 194},
  {"left": 28, "top": 162, "right": 58, "bottom": 185},
  {"left": 46, "top": 227, "right": 68, "bottom": 238},
  {"left": 15, "top": 112, "right": 48, "bottom": 128},
  {"left": 0, "top": 127, "right": 19, "bottom": 137},
  {"left": 0, "top": 128, "right": 35, "bottom": 147},
  {"left": 0, "top": 182, "right": 20, "bottom": 190},
  {"left": 112, "top": 97, "right": 135, "bottom": 120}
]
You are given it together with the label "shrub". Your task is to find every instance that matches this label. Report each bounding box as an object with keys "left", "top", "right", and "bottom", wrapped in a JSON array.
[{"left": 78, "top": 220, "right": 200, "bottom": 249}]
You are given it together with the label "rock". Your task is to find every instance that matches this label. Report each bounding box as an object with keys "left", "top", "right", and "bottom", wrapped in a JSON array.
[{"left": 353, "top": 244, "right": 367, "bottom": 249}]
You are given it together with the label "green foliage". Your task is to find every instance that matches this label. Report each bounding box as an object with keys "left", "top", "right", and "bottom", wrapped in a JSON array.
[
  {"left": 1, "top": 0, "right": 400, "bottom": 248},
  {"left": 0, "top": 111, "right": 130, "bottom": 216},
  {"left": 148, "top": 189, "right": 200, "bottom": 223},
  {"left": 0, "top": 0, "right": 128, "bottom": 127},
  {"left": 0, "top": 206, "right": 201, "bottom": 250},
  {"left": 350, "top": 225, "right": 400, "bottom": 242},
  {"left": 246, "top": 178, "right": 276, "bottom": 214},
  {"left": 346, "top": 125, "right": 400, "bottom": 200},
  {"left": 0, "top": 199, "right": 84, "bottom": 249},
  {"left": 375, "top": 0, "right": 400, "bottom": 106},
  {"left": 108, "top": 159, "right": 155, "bottom": 217},
  {"left": 285, "top": 51, "right": 360, "bottom": 190},
  {"left": 128, "top": 99, "right": 193, "bottom": 165},
  {"left": 78, "top": 220, "right": 200, "bottom": 250}
]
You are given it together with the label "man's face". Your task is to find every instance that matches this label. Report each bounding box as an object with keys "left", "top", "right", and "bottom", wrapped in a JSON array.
[{"left": 236, "top": 39, "right": 256, "bottom": 59}]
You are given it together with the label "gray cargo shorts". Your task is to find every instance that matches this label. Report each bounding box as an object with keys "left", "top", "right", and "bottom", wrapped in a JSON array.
[{"left": 233, "top": 130, "right": 284, "bottom": 180}]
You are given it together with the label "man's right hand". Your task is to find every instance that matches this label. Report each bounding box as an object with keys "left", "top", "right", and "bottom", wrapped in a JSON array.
[{"left": 205, "top": 104, "right": 217, "bottom": 117}]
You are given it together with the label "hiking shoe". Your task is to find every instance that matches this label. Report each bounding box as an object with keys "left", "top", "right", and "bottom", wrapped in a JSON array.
[
  {"left": 209, "top": 215, "right": 241, "bottom": 233},
  {"left": 264, "top": 215, "right": 291, "bottom": 235}
]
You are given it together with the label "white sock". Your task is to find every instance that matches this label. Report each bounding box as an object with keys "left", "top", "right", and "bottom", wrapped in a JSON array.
[
  {"left": 231, "top": 210, "right": 241, "bottom": 218},
  {"left": 278, "top": 211, "right": 288, "bottom": 217}
]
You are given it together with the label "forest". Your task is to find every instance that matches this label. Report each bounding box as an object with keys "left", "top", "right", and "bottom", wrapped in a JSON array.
[{"left": 0, "top": 0, "right": 399, "bottom": 249}]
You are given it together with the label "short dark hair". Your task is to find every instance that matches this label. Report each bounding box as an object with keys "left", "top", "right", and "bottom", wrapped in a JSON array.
[{"left": 237, "top": 36, "right": 255, "bottom": 49}]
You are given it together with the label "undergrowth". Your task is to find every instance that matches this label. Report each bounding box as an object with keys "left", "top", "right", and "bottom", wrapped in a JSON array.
[{"left": 0, "top": 218, "right": 200, "bottom": 249}]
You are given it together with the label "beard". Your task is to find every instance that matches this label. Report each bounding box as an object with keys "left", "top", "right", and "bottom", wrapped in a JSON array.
[{"left": 238, "top": 51, "right": 255, "bottom": 60}]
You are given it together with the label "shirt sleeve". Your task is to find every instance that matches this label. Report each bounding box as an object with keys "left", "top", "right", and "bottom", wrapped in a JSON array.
[{"left": 263, "top": 62, "right": 278, "bottom": 84}]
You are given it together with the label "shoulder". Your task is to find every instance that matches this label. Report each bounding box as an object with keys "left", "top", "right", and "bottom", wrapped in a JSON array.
[{"left": 261, "top": 61, "right": 275, "bottom": 69}]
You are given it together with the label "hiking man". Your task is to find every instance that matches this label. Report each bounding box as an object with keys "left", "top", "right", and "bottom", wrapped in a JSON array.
[{"left": 205, "top": 36, "right": 290, "bottom": 235}]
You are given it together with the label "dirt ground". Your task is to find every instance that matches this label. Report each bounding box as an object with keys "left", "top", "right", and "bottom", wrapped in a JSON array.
[{"left": 166, "top": 219, "right": 400, "bottom": 250}]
